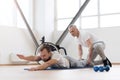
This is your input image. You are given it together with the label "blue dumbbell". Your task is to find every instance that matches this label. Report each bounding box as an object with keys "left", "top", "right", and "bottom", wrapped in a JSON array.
[
  {"left": 99, "top": 66, "right": 104, "bottom": 72},
  {"left": 93, "top": 66, "right": 99, "bottom": 72},
  {"left": 104, "top": 65, "right": 110, "bottom": 71},
  {"left": 99, "top": 65, "right": 110, "bottom": 72},
  {"left": 93, "top": 65, "right": 110, "bottom": 72}
]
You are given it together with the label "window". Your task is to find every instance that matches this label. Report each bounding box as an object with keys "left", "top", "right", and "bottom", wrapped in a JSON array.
[
  {"left": 16, "top": 0, "right": 33, "bottom": 28},
  {"left": 100, "top": 0, "right": 120, "bottom": 28},
  {"left": 81, "top": 16, "right": 98, "bottom": 29},
  {"left": 56, "top": 0, "right": 120, "bottom": 30},
  {"left": 81, "top": 0, "right": 98, "bottom": 16},
  {"left": 0, "top": 0, "right": 33, "bottom": 28},
  {"left": 101, "top": 14, "right": 120, "bottom": 27},
  {"left": 0, "top": 0, "right": 14, "bottom": 26},
  {"left": 100, "top": 0, "right": 120, "bottom": 14},
  {"left": 56, "top": 0, "right": 79, "bottom": 30}
]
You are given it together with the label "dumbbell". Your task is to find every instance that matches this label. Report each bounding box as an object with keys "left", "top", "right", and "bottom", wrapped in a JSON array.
[{"left": 93, "top": 65, "right": 110, "bottom": 72}]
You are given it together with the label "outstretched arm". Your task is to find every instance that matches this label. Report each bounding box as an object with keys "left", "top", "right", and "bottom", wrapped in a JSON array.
[
  {"left": 28, "top": 59, "right": 58, "bottom": 71},
  {"left": 78, "top": 44, "right": 83, "bottom": 60},
  {"left": 17, "top": 54, "right": 41, "bottom": 61},
  {"left": 86, "top": 38, "right": 93, "bottom": 64}
]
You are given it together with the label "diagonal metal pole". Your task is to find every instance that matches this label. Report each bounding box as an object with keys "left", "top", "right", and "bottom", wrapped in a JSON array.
[
  {"left": 55, "top": 0, "right": 90, "bottom": 45},
  {"left": 14, "top": 0, "right": 39, "bottom": 48}
]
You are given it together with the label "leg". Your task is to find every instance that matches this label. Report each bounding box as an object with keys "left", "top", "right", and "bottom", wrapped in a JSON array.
[
  {"left": 93, "top": 42, "right": 106, "bottom": 60},
  {"left": 93, "top": 42, "right": 112, "bottom": 67},
  {"left": 65, "top": 56, "right": 87, "bottom": 68},
  {"left": 93, "top": 60, "right": 103, "bottom": 65},
  {"left": 86, "top": 50, "right": 98, "bottom": 66}
]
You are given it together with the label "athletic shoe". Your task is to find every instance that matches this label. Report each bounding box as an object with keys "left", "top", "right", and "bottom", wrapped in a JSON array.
[{"left": 103, "top": 57, "right": 112, "bottom": 67}]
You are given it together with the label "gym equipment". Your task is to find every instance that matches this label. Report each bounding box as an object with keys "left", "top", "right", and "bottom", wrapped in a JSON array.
[
  {"left": 93, "top": 66, "right": 99, "bottom": 72},
  {"left": 14, "top": 0, "right": 90, "bottom": 57},
  {"left": 35, "top": 36, "right": 67, "bottom": 55},
  {"left": 93, "top": 65, "right": 110, "bottom": 72},
  {"left": 14, "top": 0, "right": 39, "bottom": 48}
]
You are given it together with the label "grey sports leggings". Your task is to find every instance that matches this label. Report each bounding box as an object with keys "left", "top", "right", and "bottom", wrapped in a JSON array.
[
  {"left": 65, "top": 56, "right": 87, "bottom": 68},
  {"left": 89, "top": 41, "right": 106, "bottom": 65}
]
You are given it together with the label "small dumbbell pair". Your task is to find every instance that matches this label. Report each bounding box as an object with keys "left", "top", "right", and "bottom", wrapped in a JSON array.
[{"left": 93, "top": 65, "right": 110, "bottom": 72}]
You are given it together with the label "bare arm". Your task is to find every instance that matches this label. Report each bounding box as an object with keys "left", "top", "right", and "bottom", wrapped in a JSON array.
[
  {"left": 29, "top": 59, "right": 58, "bottom": 71},
  {"left": 17, "top": 54, "right": 41, "bottom": 61},
  {"left": 86, "top": 38, "right": 93, "bottom": 64},
  {"left": 78, "top": 44, "right": 83, "bottom": 60}
]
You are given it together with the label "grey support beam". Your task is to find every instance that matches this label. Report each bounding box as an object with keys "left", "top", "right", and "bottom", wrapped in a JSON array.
[
  {"left": 14, "top": 0, "right": 39, "bottom": 48},
  {"left": 55, "top": 0, "right": 90, "bottom": 45}
]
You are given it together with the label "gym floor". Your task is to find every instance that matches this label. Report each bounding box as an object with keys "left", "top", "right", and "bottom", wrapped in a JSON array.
[{"left": 0, "top": 65, "right": 119, "bottom": 80}]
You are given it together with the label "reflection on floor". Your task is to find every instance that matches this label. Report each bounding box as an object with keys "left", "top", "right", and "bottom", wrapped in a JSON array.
[{"left": 0, "top": 65, "right": 119, "bottom": 80}]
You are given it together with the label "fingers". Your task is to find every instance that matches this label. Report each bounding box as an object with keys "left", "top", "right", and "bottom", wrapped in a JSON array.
[
  {"left": 16, "top": 54, "right": 24, "bottom": 59},
  {"left": 28, "top": 67, "right": 39, "bottom": 71}
]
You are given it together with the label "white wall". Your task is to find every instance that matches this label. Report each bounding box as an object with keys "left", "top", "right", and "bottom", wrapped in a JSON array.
[
  {"left": 0, "top": 0, "right": 55, "bottom": 64},
  {"left": 0, "top": 27, "right": 35, "bottom": 64},
  {"left": 34, "top": 0, "right": 54, "bottom": 42},
  {"left": 53, "top": 27, "right": 120, "bottom": 63},
  {"left": 87, "top": 27, "right": 120, "bottom": 63}
]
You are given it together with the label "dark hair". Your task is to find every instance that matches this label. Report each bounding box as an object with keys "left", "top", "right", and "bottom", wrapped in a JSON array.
[{"left": 40, "top": 44, "right": 51, "bottom": 53}]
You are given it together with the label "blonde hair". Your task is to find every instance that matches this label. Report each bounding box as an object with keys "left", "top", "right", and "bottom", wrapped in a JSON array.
[
  {"left": 68, "top": 24, "right": 78, "bottom": 31},
  {"left": 69, "top": 24, "right": 76, "bottom": 28}
]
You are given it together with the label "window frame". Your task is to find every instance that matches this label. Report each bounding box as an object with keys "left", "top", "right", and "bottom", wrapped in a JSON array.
[
  {"left": 0, "top": 0, "right": 33, "bottom": 29},
  {"left": 55, "top": 0, "right": 120, "bottom": 31}
]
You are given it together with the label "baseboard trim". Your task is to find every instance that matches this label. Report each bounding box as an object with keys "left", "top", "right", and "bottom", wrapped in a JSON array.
[
  {"left": 0, "top": 63, "right": 120, "bottom": 66},
  {"left": 0, "top": 63, "right": 38, "bottom": 66},
  {"left": 112, "top": 63, "right": 120, "bottom": 65}
]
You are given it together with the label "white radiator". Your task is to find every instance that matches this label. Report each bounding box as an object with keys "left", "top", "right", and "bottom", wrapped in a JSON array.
[{"left": 9, "top": 53, "right": 29, "bottom": 64}]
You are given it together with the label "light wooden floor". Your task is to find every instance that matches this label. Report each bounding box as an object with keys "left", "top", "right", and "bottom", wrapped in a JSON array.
[{"left": 0, "top": 65, "right": 119, "bottom": 80}]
